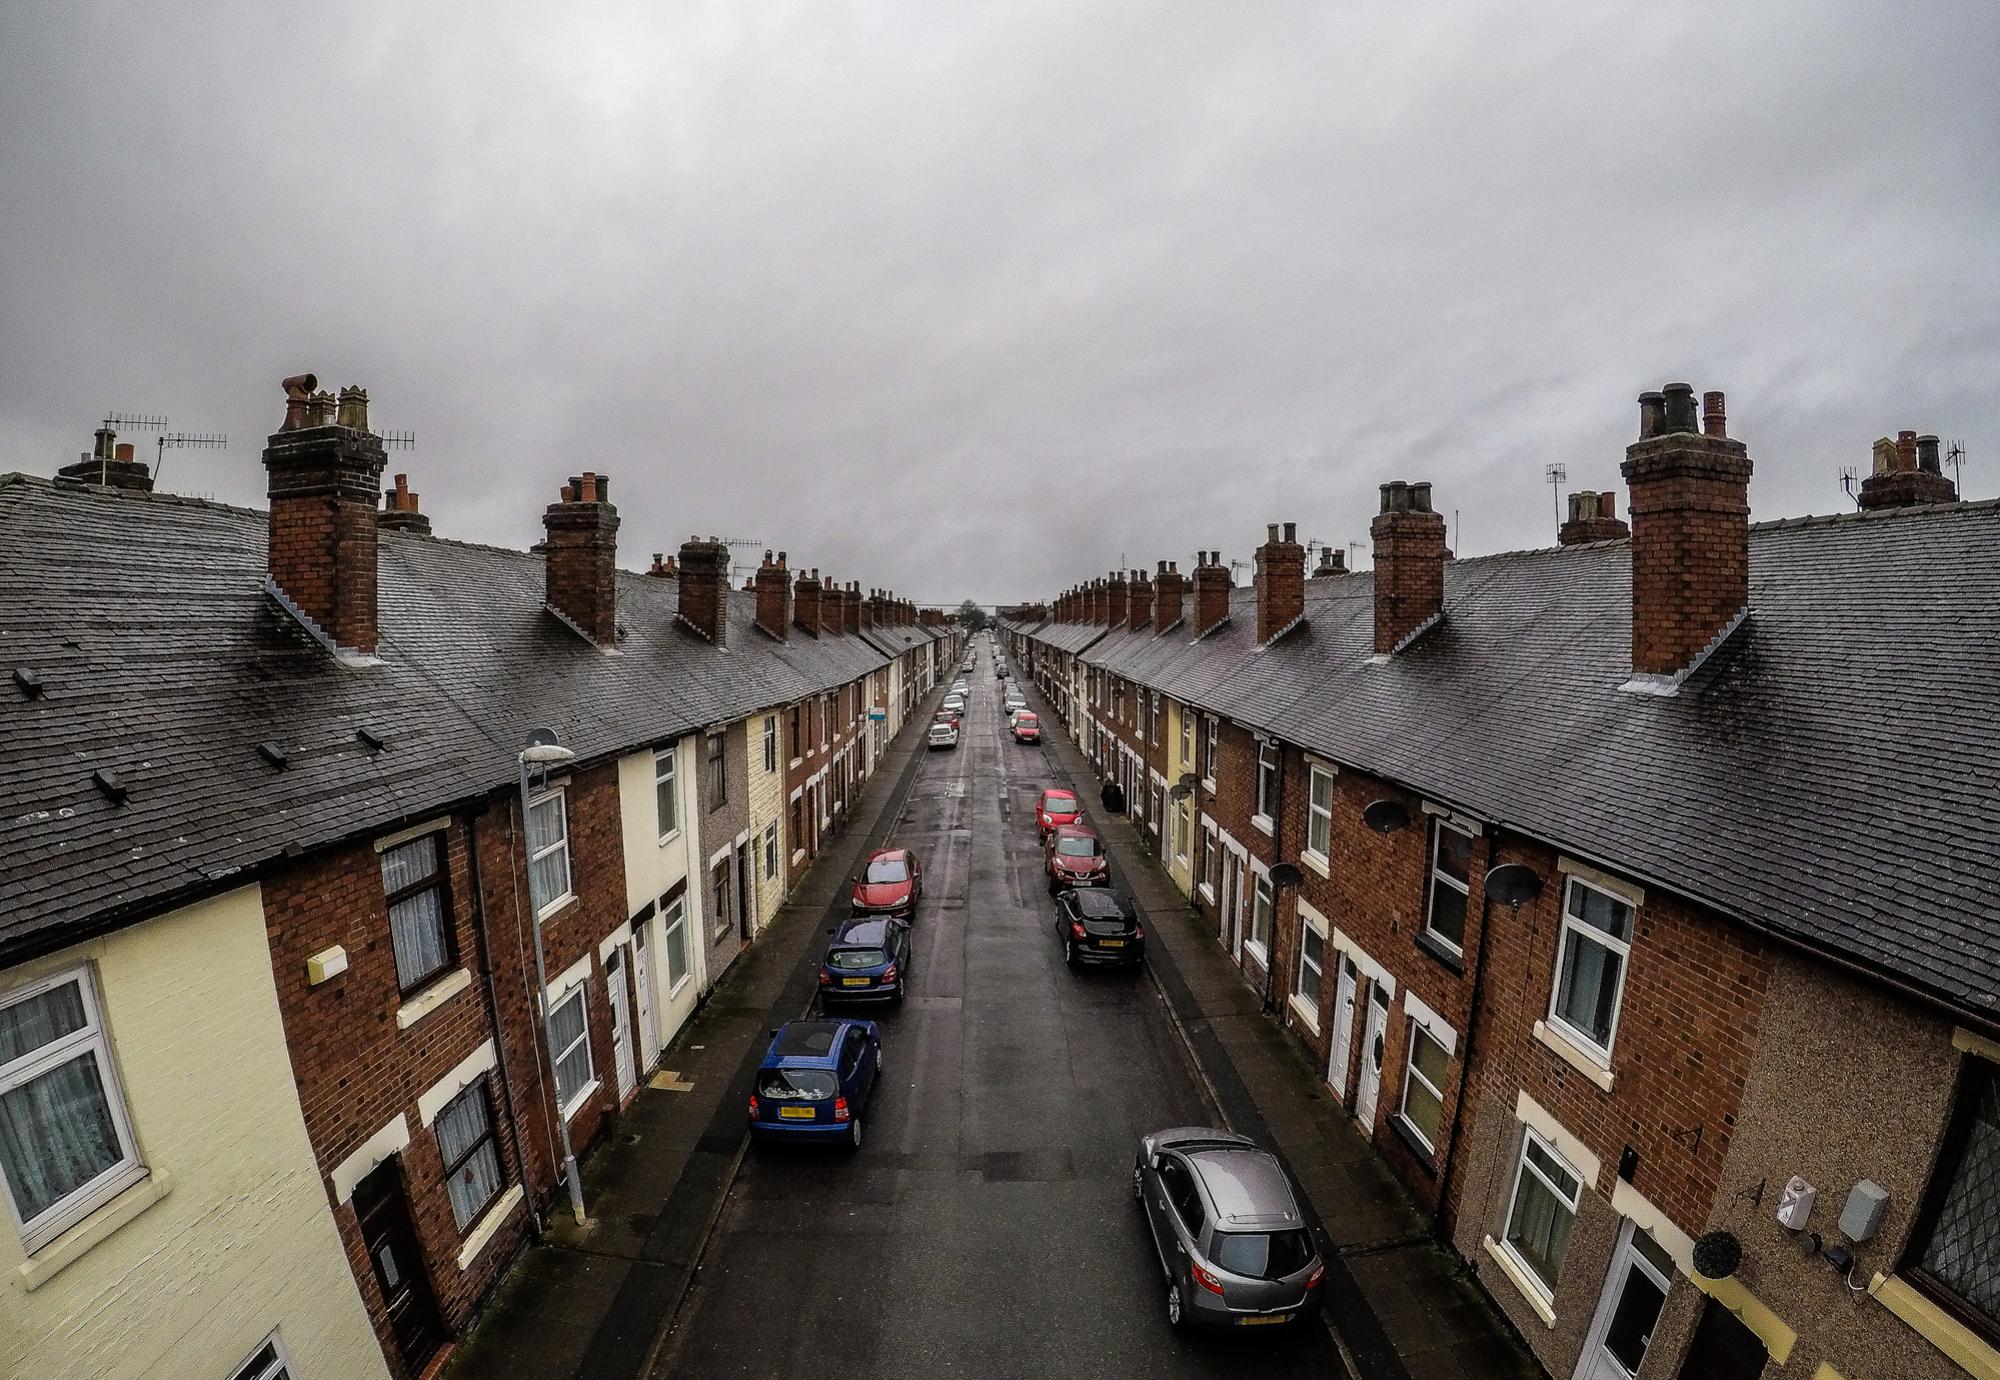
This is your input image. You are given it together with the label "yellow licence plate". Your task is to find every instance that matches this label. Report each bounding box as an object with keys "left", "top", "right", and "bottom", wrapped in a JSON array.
[
  {"left": 778, "top": 1105, "right": 816, "bottom": 1120},
  {"left": 841, "top": 976, "right": 871, "bottom": 986},
  {"left": 1239, "top": 1314, "right": 1291, "bottom": 1327},
  {"left": 1097, "top": 938, "right": 1125, "bottom": 947}
]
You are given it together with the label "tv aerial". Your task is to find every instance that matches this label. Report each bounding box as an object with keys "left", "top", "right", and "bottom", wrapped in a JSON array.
[
  {"left": 378, "top": 430, "right": 417, "bottom": 450},
  {"left": 1838, "top": 465, "right": 1861, "bottom": 508},
  {"left": 1945, "top": 440, "right": 1967, "bottom": 491},
  {"left": 1544, "top": 462, "right": 1567, "bottom": 519},
  {"left": 154, "top": 432, "right": 227, "bottom": 487}
]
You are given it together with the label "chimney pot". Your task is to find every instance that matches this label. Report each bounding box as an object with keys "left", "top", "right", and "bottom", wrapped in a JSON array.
[
  {"left": 1266, "top": 523, "right": 1280, "bottom": 543},
  {"left": 1637, "top": 391, "right": 1666, "bottom": 439},
  {"left": 1917, "top": 435, "right": 1942, "bottom": 474},
  {"left": 1662, "top": 383, "right": 1698, "bottom": 434},
  {"left": 1702, "top": 390, "right": 1727, "bottom": 438},
  {"left": 1896, "top": 431, "right": 1919, "bottom": 473}
]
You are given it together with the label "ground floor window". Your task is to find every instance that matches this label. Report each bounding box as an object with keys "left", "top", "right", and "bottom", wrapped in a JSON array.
[
  {"left": 1502, "top": 1127, "right": 1582, "bottom": 1297},
  {"left": 1296, "top": 919, "right": 1325, "bottom": 1009},
  {"left": 549, "top": 986, "right": 594, "bottom": 1115},
  {"left": 435, "top": 1077, "right": 504, "bottom": 1229},
  {"left": 1905, "top": 1058, "right": 2000, "bottom": 1332},
  {"left": 663, "top": 895, "right": 692, "bottom": 991},
  {"left": 763, "top": 824, "right": 780, "bottom": 881},
  {"left": 1399, "top": 1027, "right": 1449, "bottom": 1153},
  {"left": 1249, "top": 872, "right": 1274, "bottom": 955},
  {"left": 228, "top": 1337, "right": 293, "bottom": 1380}
]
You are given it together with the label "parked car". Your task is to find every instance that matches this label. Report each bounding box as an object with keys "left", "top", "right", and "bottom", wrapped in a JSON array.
[
  {"left": 943, "top": 693, "right": 966, "bottom": 715},
  {"left": 1056, "top": 886, "right": 1143, "bottom": 966},
  {"left": 951, "top": 679, "right": 970, "bottom": 696},
  {"left": 1034, "top": 788, "right": 1083, "bottom": 838},
  {"left": 928, "top": 720, "right": 960, "bottom": 750},
  {"left": 1133, "top": 1128, "right": 1324, "bottom": 1328},
  {"left": 819, "top": 916, "right": 911, "bottom": 1004},
  {"left": 994, "top": 664, "right": 1006, "bottom": 679},
  {"left": 748, "top": 1019, "right": 882, "bottom": 1150},
  {"left": 851, "top": 848, "right": 922, "bottom": 917},
  {"left": 1045, "top": 824, "right": 1108, "bottom": 891},
  {"left": 1012, "top": 711, "right": 1041, "bottom": 744},
  {"left": 1004, "top": 691, "right": 1027, "bottom": 716}
]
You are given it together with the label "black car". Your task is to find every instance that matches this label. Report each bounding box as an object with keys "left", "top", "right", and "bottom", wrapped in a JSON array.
[
  {"left": 819, "top": 916, "right": 913, "bottom": 1004},
  {"left": 1055, "top": 887, "right": 1144, "bottom": 967}
]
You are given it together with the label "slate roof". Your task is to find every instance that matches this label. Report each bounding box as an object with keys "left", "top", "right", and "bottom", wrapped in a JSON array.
[
  {"left": 0, "top": 474, "right": 906, "bottom": 965},
  {"left": 1039, "top": 503, "right": 2000, "bottom": 1023}
]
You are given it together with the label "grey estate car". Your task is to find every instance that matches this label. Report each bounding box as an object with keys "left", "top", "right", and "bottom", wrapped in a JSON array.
[{"left": 1133, "top": 1127, "right": 1323, "bottom": 1329}]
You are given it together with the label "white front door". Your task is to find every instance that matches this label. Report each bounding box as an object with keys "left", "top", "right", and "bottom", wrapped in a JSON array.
[
  {"left": 1328, "top": 956, "right": 1360, "bottom": 1101},
  {"left": 605, "top": 948, "right": 636, "bottom": 1100},
  {"left": 631, "top": 923, "right": 659, "bottom": 1070},
  {"left": 1574, "top": 1221, "right": 1676, "bottom": 1380},
  {"left": 1354, "top": 984, "right": 1389, "bottom": 1129}
]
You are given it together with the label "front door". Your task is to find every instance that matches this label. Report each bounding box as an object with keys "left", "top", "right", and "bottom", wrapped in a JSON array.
[
  {"left": 1678, "top": 1297, "right": 1768, "bottom": 1380},
  {"left": 1328, "top": 956, "right": 1360, "bottom": 1101},
  {"left": 1354, "top": 984, "right": 1390, "bottom": 1129},
  {"left": 632, "top": 920, "right": 659, "bottom": 1069},
  {"left": 606, "top": 948, "right": 636, "bottom": 1100},
  {"left": 352, "top": 1159, "right": 445, "bottom": 1370},
  {"left": 1576, "top": 1221, "right": 1676, "bottom": 1380}
]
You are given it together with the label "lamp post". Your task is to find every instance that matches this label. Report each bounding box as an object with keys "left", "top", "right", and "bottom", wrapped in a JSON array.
[{"left": 519, "top": 730, "right": 587, "bottom": 1226}]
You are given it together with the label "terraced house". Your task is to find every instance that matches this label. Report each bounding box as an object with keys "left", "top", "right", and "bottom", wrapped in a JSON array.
[
  {"left": 1006, "top": 385, "right": 2000, "bottom": 1380},
  {"left": 0, "top": 375, "right": 958, "bottom": 1379}
]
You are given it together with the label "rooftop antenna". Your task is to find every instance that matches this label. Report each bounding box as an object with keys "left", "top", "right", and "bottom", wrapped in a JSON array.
[
  {"left": 1839, "top": 465, "right": 1861, "bottom": 509},
  {"left": 1543, "top": 462, "right": 1566, "bottom": 520},
  {"left": 1945, "top": 440, "right": 1967, "bottom": 492},
  {"left": 1346, "top": 540, "right": 1365, "bottom": 569},
  {"left": 83, "top": 412, "right": 166, "bottom": 485},
  {"left": 378, "top": 430, "right": 417, "bottom": 450},
  {"left": 154, "top": 432, "right": 227, "bottom": 488}
]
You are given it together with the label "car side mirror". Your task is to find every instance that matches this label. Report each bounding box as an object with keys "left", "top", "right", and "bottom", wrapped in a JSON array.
[{"left": 1151, "top": 1154, "right": 1167, "bottom": 1172}]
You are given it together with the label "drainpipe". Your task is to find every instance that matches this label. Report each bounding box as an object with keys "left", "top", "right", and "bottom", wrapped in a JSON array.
[
  {"left": 466, "top": 808, "right": 542, "bottom": 1239},
  {"left": 1433, "top": 879, "right": 1497, "bottom": 1235},
  {"left": 1262, "top": 738, "right": 1286, "bottom": 1014}
]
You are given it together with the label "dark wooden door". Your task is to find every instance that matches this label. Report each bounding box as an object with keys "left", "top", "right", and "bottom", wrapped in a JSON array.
[
  {"left": 353, "top": 1158, "right": 445, "bottom": 1369},
  {"left": 1677, "top": 1298, "right": 1767, "bottom": 1380}
]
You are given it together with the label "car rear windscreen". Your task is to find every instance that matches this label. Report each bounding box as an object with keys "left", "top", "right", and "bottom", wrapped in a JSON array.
[
  {"left": 757, "top": 1069, "right": 838, "bottom": 1101},
  {"left": 865, "top": 858, "right": 910, "bottom": 883},
  {"left": 828, "top": 948, "right": 887, "bottom": 970},
  {"left": 1211, "top": 1229, "right": 1315, "bottom": 1280}
]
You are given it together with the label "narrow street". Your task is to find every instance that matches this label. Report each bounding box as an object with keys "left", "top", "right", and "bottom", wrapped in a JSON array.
[{"left": 658, "top": 642, "right": 1348, "bottom": 1378}]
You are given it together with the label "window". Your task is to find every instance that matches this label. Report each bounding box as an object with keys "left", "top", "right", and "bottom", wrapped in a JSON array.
[
  {"left": 705, "top": 733, "right": 727, "bottom": 810},
  {"left": 1548, "top": 879, "right": 1635, "bottom": 1060},
  {"left": 1159, "top": 1156, "right": 1205, "bottom": 1235},
  {"left": 1199, "top": 822, "right": 1218, "bottom": 892},
  {"left": 763, "top": 716, "right": 778, "bottom": 773},
  {"left": 789, "top": 798, "right": 804, "bottom": 855},
  {"left": 228, "top": 1337, "right": 292, "bottom": 1380},
  {"left": 527, "top": 791, "right": 572, "bottom": 917},
  {"left": 435, "top": 1077, "right": 503, "bottom": 1230},
  {"left": 1256, "top": 739, "right": 1279, "bottom": 821},
  {"left": 1425, "top": 819, "right": 1474, "bottom": 954},
  {"left": 654, "top": 748, "right": 680, "bottom": 839},
  {"left": 763, "top": 824, "right": 779, "bottom": 881},
  {"left": 712, "top": 860, "right": 733, "bottom": 939},
  {"left": 1179, "top": 713, "right": 1194, "bottom": 770},
  {"left": 1501, "top": 1128, "right": 1583, "bottom": 1298},
  {"left": 789, "top": 707, "right": 803, "bottom": 761},
  {"left": 1905, "top": 1059, "right": 2000, "bottom": 1335},
  {"left": 0, "top": 969, "right": 142, "bottom": 1250},
  {"left": 1175, "top": 798, "right": 1193, "bottom": 867},
  {"left": 663, "top": 895, "right": 692, "bottom": 991},
  {"left": 381, "top": 833, "right": 453, "bottom": 994},
  {"left": 1400, "top": 1026, "right": 1449, "bottom": 1153},
  {"left": 1203, "top": 716, "right": 1218, "bottom": 780},
  {"left": 548, "top": 986, "right": 593, "bottom": 1114},
  {"left": 1249, "top": 871, "right": 1273, "bottom": 955},
  {"left": 1149, "top": 692, "right": 1162, "bottom": 742},
  {"left": 1296, "top": 918, "right": 1325, "bottom": 1011},
  {"left": 1306, "top": 766, "right": 1335, "bottom": 860}
]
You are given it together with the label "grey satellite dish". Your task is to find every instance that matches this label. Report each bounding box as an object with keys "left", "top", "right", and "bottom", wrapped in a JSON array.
[
  {"left": 1268, "top": 862, "right": 1303, "bottom": 890},
  {"left": 1177, "top": 773, "right": 1199, "bottom": 793},
  {"left": 1484, "top": 863, "right": 1544, "bottom": 908},
  {"left": 1362, "top": 799, "right": 1410, "bottom": 834}
]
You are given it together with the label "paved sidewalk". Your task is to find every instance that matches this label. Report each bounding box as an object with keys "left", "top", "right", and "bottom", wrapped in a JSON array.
[
  {"left": 1032, "top": 692, "right": 1543, "bottom": 1380},
  {"left": 443, "top": 707, "right": 937, "bottom": 1380}
]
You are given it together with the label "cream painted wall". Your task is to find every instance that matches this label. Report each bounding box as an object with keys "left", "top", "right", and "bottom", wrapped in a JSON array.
[
  {"left": 615, "top": 739, "right": 706, "bottom": 1050},
  {"left": 745, "top": 710, "right": 787, "bottom": 932},
  {"left": 0, "top": 886, "right": 388, "bottom": 1380},
  {"left": 1164, "top": 699, "right": 1195, "bottom": 893}
]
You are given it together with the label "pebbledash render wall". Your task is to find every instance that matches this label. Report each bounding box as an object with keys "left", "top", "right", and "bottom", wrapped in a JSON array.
[
  {"left": 746, "top": 709, "right": 787, "bottom": 935},
  {"left": 694, "top": 719, "right": 753, "bottom": 989},
  {"left": 1, "top": 886, "right": 388, "bottom": 1380}
]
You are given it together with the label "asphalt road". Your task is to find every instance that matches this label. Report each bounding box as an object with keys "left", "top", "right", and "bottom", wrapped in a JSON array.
[{"left": 655, "top": 643, "right": 1348, "bottom": 1380}]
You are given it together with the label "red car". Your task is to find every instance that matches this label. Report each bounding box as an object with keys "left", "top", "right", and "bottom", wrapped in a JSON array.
[
  {"left": 1045, "top": 824, "right": 1107, "bottom": 892},
  {"left": 851, "top": 848, "right": 922, "bottom": 918},
  {"left": 1034, "top": 788, "right": 1083, "bottom": 839},
  {"left": 1011, "top": 711, "right": 1041, "bottom": 744}
]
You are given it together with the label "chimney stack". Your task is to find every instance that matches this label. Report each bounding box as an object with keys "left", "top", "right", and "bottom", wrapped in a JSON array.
[
  {"left": 541, "top": 473, "right": 620, "bottom": 644},
  {"left": 1557, "top": 489, "right": 1630, "bottom": 546},
  {"left": 676, "top": 535, "right": 731, "bottom": 645},
  {"left": 1191, "top": 551, "right": 1232, "bottom": 637},
  {"left": 378, "top": 473, "right": 432, "bottom": 535},
  {"left": 1313, "top": 546, "right": 1346, "bottom": 577},
  {"left": 1127, "top": 567, "right": 1153, "bottom": 632},
  {"left": 1154, "top": 560, "right": 1185, "bottom": 631},
  {"left": 1254, "top": 521, "right": 1306, "bottom": 641},
  {"left": 1620, "top": 382, "right": 1753, "bottom": 683},
  {"left": 58, "top": 425, "right": 158, "bottom": 493},
  {"left": 843, "top": 581, "right": 863, "bottom": 635},
  {"left": 1858, "top": 428, "right": 1957, "bottom": 510},
  {"left": 648, "top": 551, "right": 677, "bottom": 577},
  {"left": 1370, "top": 481, "right": 1447, "bottom": 655},
  {"left": 262, "top": 373, "right": 388, "bottom": 655},
  {"left": 755, "top": 550, "right": 792, "bottom": 639},
  {"left": 794, "top": 568, "right": 824, "bottom": 636},
  {"left": 1105, "top": 570, "right": 1129, "bottom": 628}
]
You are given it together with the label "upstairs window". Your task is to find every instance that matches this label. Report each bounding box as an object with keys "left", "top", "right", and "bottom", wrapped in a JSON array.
[
  {"left": 527, "top": 791, "right": 572, "bottom": 917},
  {"left": 654, "top": 748, "right": 680, "bottom": 840},
  {"left": 1203, "top": 717, "right": 1218, "bottom": 781},
  {"left": 1179, "top": 713, "right": 1194, "bottom": 770},
  {"left": 1256, "top": 740, "right": 1279, "bottom": 820},
  {"left": 1905, "top": 1059, "right": 2000, "bottom": 1338},
  {"left": 382, "top": 833, "right": 454, "bottom": 993},
  {"left": 228, "top": 1338, "right": 293, "bottom": 1380},
  {"left": 1425, "top": 819, "right": 1474, "bottom": 954},
  {"left": 1548, "top": 878, "right": 1636, "bottom": 1060},
  {"left": 1149, "top": 692, "right": 1162, "bottom": 743},
  {"left": 789, "top": 707, "right": 803, "bottom": 761},
  {"left": 762, "top": 717, "right": 778, "bottom": 773},
  {"left": 1306, "top": 767, "right": 1335, "bottom": 860},
  {"left": 705, "top": 733, "right": 727, "bottom": 810}
]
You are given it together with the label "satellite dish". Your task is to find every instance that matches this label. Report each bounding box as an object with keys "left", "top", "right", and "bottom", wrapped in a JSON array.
[
  {"left": 1177, "top": 773, "right": 1199, "bottom": 793},
  {"left": 1362, "top": 799, "right": 1411, "bottom": 834},
  {"left": 1168, "top": 784, "right": 1192, "bottom": 802},
  {"left": 525, "top": 726, "right": 561, "bottom": 750},
  {"left": 1268, "top": 862, "right": 1303, "bottom": 890},
  {"left": 1483, "top": 863, "right": 1544, "bottom": 908}
]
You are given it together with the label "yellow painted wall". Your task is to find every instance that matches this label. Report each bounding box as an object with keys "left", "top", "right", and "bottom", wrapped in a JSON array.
[
  {"left": 616, "top": 742, "right": 704, "bottom": 1043},
  {"left": 0, "top": 886, "right": 388, "bottom": 1380},
  {"left": 1164, "top": 699, "right": 1195, "bottom": 893},
  {"left": 745, "top": 710, "right": 787, "bottom": 930}
]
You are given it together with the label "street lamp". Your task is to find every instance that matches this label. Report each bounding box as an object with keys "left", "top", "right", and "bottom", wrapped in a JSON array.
[{"left": 519, "top": 729, "right": 587, "bottom": 1226}]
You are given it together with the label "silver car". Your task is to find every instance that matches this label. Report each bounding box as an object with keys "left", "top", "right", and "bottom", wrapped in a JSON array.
[{"left": 1133, "top": 1127, "right": 1323, "bottom": 1330}]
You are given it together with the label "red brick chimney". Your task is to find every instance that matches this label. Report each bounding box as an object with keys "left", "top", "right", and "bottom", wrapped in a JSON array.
[
  {"left": 648, "top": 552, "right": 676, "bottom": 577},
  {"left": 755, "top": 550, "right": 792, "bottom": 639},
  {"left": 794, "top": 569, "right": 824, "bottom": 636},
  {"left": 1127, "top": 568, "right": 1152, "bottom": 631},
  {"left": 1154, "top": 561, "right": 1184, "bottom": 631},
  {"left": 676, "top": 535, "right": 731, "bottom": 645},
  {"left": 1557, "top": 490, "right": 1630, "bottom": 545},
  {"left": 1370, "top": 481, "right": 1447, "bottom": 655},
  {"left": 58, "top": 426, "right": 156, "bottom": 492},
  {"left": 378, "top": 473, "right": 431, "bottom": 535},
  {"left": 1254, "top": 522, "right": 1306, "bottom": 642},
  {"left": 1858, "top": 429, "right": 1957, "bottom": 509},
  {"left": 1620, "top": 382, "right": 1752, "bottom": 683},
  {"left": 1191, "top": 551, "right": 1232, "bottom": 638},
  {"left": 541, "top": 473, "right": 620, "bottom": 644},
  {"left": 262, "top": 373, "right": 388, "bottom": 655},
  {"left": 1105, "top": 571, "right": 1129, "bottom": 629},
  {"left": 823, "top": 577, "right": 848, "bottom": 636},
  {"left": 1312, "top": 546, "right": 1346, "bottom": 577}
]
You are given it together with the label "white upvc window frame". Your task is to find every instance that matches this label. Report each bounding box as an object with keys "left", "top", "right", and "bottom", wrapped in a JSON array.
[
  {"left": 0, "top": 966, "right": 147, "bottom": 1252},
  {"left": 1398, "top": 1023, "right": 1450, "bottom": 1155},
  {"left": 1545, "top": 876, "right": 1636, "bottom": 1064},
  {"left": 547, "top": 983, "right": 596, "bottom": 1118},
  {"left": 1149, "top": 692, "right": 1162, "bottom": 744},
  {"left": 1247, "top": 868, "right": 1274, "bottom": 962},
  {"left": 1179, "top": 712, "right": 1194, "bottom": 772},
  {"left": 763, "top": 823, "right": 780, "bottom": 881},
  {"left": 661, "top": 893, "right": 693, "bottom": 994},
  {"left": 762, "top": 715, "right": 778, "bottom": 774},
  {"left": 1202, "top": 716, "right": 1219, "bottom": 786},
  {"left": 1423, "top": 817, "right": 1475, "bottom": 956},
  {"left": 227, "top": 1331, "right": 296, "bottom": 1380},
  {"left": 1290, "top": 907, "right": 1327, "bottom": 1033},
  {"left": 1305, "top": 764, "right": 1336, "bottom": 866},
  {"left": 527, "top": 788, "right": 574, "bottom": 919},
  {"left": 1254, "top": 737, "right": 1279, "bottom": 826},
  {"left": 1499, "top": 1125, "right": 1584, "bottom": 1304},
  {"left": 654, "top": 747, "right": 680, "bottom": 843}
]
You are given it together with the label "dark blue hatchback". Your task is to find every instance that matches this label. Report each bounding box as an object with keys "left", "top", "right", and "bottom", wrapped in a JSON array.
[
  {"left": 818, "top": 916, "right": 912, "bottom": 1004},
  {"left": 748, "top": 1019, "right": 882, "bottom": 1151}
]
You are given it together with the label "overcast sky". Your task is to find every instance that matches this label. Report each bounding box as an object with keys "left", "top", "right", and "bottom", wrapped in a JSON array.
[{"left": 3, "top": 2, "right": 1995, "bottom": 609}]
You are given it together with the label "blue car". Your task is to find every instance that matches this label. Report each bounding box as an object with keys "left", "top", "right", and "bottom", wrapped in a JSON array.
[
  {"left": 748, "top": 1019, "right": 882, "bottom": 1151},
  {"left": 818, "top": 916, "right": 912, "bottom": 1004}
]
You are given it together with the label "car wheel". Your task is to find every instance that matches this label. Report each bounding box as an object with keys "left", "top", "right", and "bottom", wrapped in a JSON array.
[
  {"left": 1166, "top": 1280, "right": 1186, "bottom": 1330},
  {"left": 847, "top": 1116, "right": 864, "bottom": 1152}
]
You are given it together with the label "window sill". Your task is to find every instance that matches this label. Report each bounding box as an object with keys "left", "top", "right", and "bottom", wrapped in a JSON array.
[
  {"left": 1533, "top": 1020, "right": 1616, "bottom": 1092},
  {"left": 397, "top": 968, "right": 473, "bottom": 1029},
  {"left": 1481, "top": 1236, "right": 1557, "bottom": 1329},
  {"left": 561, "top": 1079, "right": 601, "bottom": 1122},
  {"left": 791, "top": 850, "right": 806, "bottom": 865},
  {"left": 1301, "top": 850, "right": 1330, "bottom": 880},
  {"left": 1414, "top": 930, "right": 1466, "bottom": 976},
  {"left": 1201, "top": 778, "right": 1217, "bottom": 795},
  {"left": 1251, "top": 814, "right": 1274, "bottom": 837},
  {"left": 1868, "top": 1273, "right": 2000, "bottom": 1379},
  {"left": 1287, "top": 991, "right": 1321, "bottom": 1035},
  {"left": 16, "top": 1169, "right": 169, "bottom": 1292},
  {"left": 456, "top": 1183, "right": 525, "bottom": 1271},
  {"left": 537, "top": 895, "right": 579, "bottom": 926},
  {"left": 1387, "top": 1116, "right": 1440, "bottom": 1176},
  {"left": 1197, "top": 884, "right": 1216, "bottom": 905},
  {"left": 657, "top": 828, "right": 681, "bottom": 848}
]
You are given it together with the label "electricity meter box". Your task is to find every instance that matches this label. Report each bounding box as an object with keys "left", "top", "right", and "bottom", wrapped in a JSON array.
[
  {"left": 1840, "top": 1180, "right": 1889, "bottom": 1243},
  {"left": 1776, "top": 1176, "right": 1817, "bottom": 1231}
]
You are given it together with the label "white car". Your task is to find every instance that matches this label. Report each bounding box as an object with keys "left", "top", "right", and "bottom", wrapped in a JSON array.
[
  {"left": 943, "top": 694, "right": 966, "bottom": 715},
  {"left": 951, "top": 680, "right": 969, "bottom": 696},
  {"left": 1004, "top": 693, "right": 1026, "bottom": 715},
  {"left": 927, "top": 720, "right": 959, "bottom": 750}
]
